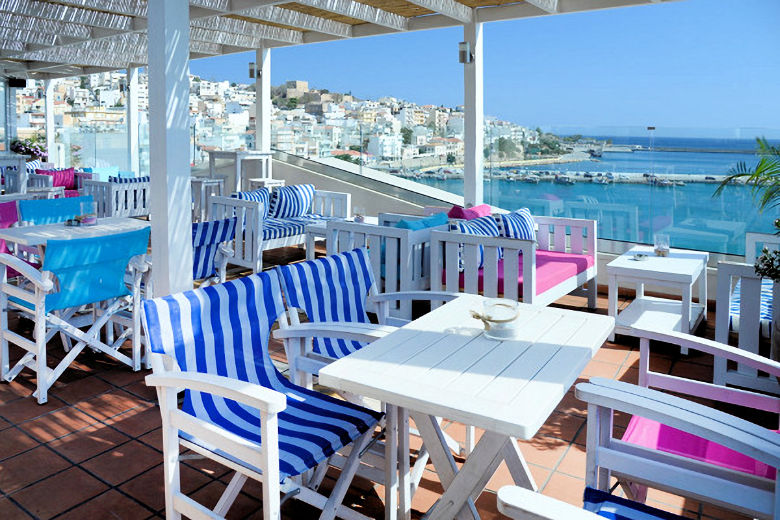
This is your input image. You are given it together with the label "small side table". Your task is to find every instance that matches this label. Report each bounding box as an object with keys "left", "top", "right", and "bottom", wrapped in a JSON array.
[
  {"left": 191, "top": 176, "right": 225, "bottom": 222},
  {"left": 247, "top": 178, "right": 285, "bottom": 190},
  {"left": 607, "top": 245, "right": 709, "bottom": 352}
]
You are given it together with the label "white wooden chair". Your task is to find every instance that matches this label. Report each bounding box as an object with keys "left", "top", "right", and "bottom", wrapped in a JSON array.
[
  {"left": 431, "top": 215, "right": 598, "bottom": 308},
  {"left": 209, "top": 188, "right": 351, "bottom": 273},
  {"left": 715, "top": 231, "right": 780, "bottom": 394},
  {"left": 325, "top": 212, "right": 448, "bottom": 320},
  {"left": 496, "top": 485, "right": 689, "bottom": 520},
  {"left": 143, "top": 270, "right": 382, "bottom": 520},
  {"left": 578, "top": 327, "right": 780, "bottom": 520},
  {"left": 82, "top": 176, "right": 151, "bottom": 217}
]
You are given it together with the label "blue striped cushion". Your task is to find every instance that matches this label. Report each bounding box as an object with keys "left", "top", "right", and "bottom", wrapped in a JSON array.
[
  {"left": 584, "top": 487, "right": 685, "bottom": 519},
  {"left": 262, "top": 215, "right": 335, "bottom": 241},
  {"left": 269, "top": 184, "right": 315, "bottom": 219},
  {"left": 730, "top": 278, "right": 773, "bottom": 338},
  {"left": 497, "top": 208, "right": 536, "bottom": 241},
  {"left": 277, "top": 248, "right": 375, "bottom": 359},
  {"left": 232, "top": 188, "right": 270, "bottom": 219},
  {"left": 108, "top": 175, "right": 150, "bottom": 183},
  {"left": 142, "top": 270, "right": 381, "bottom": 483},
  {"left": 192, "top": 217, "right": 237, "bottom": 280},
  {"left": 452, "top": 215, "right": 502, "bottom": 270},
  {"left": 25, "top": 160, "right": 41, "bottom": 173}
]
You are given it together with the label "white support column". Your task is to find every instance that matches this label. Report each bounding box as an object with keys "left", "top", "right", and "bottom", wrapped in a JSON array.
[
  {"left": 463, "top": 20, "right": 484, "bottom": 207},
  {"left": 148, "top": 0, "right": 193, "bottom": 295},
  {"left": 255, "top": 47, "right": 271, "bottom": 152},
  {"left": 44, "top": 79, "right": 55, "bottom": 166},
  {"left": 127, "top": 67, "right": 140, "bottom": 175}
]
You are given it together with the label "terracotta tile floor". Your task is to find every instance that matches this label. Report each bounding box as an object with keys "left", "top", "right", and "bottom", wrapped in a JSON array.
[{"left": 0, "top": 246, "right": 755, "bottom": 519}]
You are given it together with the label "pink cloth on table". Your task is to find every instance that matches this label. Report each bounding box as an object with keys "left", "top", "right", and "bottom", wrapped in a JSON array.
[
  {"left": 36, "top": 168, "right": 76, "bottom": 189},
  {"left": 623, "top": 415, "right": 777, "bottom": 479},
  {"left": 444, "top": 250, "right": 594, "bottom": 296},
  {"left": 63, "top": 189, "right": 80, "bottom": 198},
  {"left": 0, "top": 201, "right": 38, "bottom": 277},
  {"left": 448, "top": 204, "right": 492, "bottom": 220}
]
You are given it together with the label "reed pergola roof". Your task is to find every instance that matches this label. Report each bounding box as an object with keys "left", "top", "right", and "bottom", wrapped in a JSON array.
[{"left": 0, "top": 0, "right": 679, "bottom": 79}]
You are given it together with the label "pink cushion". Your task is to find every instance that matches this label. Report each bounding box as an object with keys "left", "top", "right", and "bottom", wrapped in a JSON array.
[
  {"left": 448, "top": 204, "right": 492, "bottom": 220},
  {"left": 623, "top": 415, "right": 777, "bottom": 479},
  {"left": 0, "top": 201, "right": 39, "bottom": 277},
  {"left": 36, "top": 168, "right": 76, "bottom": 189},
  {"left": 445, "top": 250, "right": 594, "bottom": 296},
  {"left": 63, "top": 189, "right": 80, "bottom": 198}
]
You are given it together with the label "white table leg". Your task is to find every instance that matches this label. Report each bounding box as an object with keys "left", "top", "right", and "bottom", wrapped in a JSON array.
[
  {"left": 699, "top": 264, "right": 707, "bottom": 321},
  {"left": 398, "top": 407, "right": 411, "bottom": 520},
  {"left": 305, "top": 231, "right": 317, "bottom": 261},
  {"left": 607, "top": 273, "right": 617, "bottom": 341},
  {"left": 410, "top": 412, "right": 478, "bottom": 520},
  {"left": 235, "top": 159, "right": 241, "bottom": 193},
  {"left": 681, "top": 283, "right": 692, "bottom": 355},
  {"left": 636, "top": 281, "right": 645, "bottom": 299},
  {"left": 426, "top": 429, "right": 509, "bottom": 520},
  {"left": 385, "top": 404, "right": 399, "bottom": 520},
  {"left": 503, "top": 437, "right": 537, "bottom": 491}
]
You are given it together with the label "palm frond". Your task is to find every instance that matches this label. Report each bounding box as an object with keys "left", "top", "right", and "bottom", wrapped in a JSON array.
[{"left": 714, "top": 136, "right": 780, "bottom": 211}]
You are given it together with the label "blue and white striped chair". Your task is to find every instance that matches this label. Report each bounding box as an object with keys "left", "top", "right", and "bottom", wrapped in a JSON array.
[
  {"left": 192, "top": 217, "right": 236, "bottom": 286},
  {"left": 275, "top": 247, "right": 456, "bottom": 388},
  {"left": 143, "top": 270, "right": 381, "bottom": 520}
]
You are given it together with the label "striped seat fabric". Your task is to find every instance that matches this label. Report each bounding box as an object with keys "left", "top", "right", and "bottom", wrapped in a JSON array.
[
  {"left": 232, "top": 187, "right": 270, "bottom": 219},
  {"left": 269, "top": 183, "right": 315, "bottom": 218},
  {"left": 108, "top": 175, "right": 150, "bottom": 183},
  {"left": 263, "top": 214, "right": 336, "bottom": 241},
  {"left": 25, "top": 159, "right": 41, "bottom": 173},
  {"left": 451, "top": 214, "right": 502, "bottom": 269},
  {"left": 497, "top": 208, "right": 536, "bottom": 241},
  {"left": 277, "top": 248, "right": 374, "bottom": 358},
  {"left": 142, "top": 270, "right": 381, "bottom": 482},
  {"left": 192, "top": 217, "right": 237, "bottom": 281},
  {"left": 583, "top": 487, "right": 685, "bottom": 520},
  {"left": 729, "top": 278, "right": 773, "bottom": 338}
]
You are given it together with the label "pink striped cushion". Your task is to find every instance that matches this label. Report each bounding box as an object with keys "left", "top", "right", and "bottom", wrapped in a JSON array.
[
  {"left": 444, "top": 250, "right": 594, "bottom": 296},
  {"left": 623, "top": 415, "right": 777, "bottom": 479}
]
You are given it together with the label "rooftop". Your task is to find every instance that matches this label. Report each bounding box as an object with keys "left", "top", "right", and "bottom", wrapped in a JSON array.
[{"left": 0, "top": 246, "right": 750, "bottom": 520}]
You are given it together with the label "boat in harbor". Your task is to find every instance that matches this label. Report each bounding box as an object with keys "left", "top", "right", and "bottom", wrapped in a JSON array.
[
  {"left": 523, "top": 175, "right": 540, "bottom": 184},
  {"left": 554, "top": 175, "right": 575, "bottom": 185},
  {"left": 592, "top": 177, "right": 610, "bottom": 185}
]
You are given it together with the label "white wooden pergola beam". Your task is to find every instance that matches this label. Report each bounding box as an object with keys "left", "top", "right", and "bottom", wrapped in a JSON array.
[
  {"left": 51, "top": 0, "right": 147, "bottom": 18},
  {"left": 402, "top": 0, "right": 471, "bottom": 23},
  {"left": 295, "top": 0, "right": 408, "bottom": 31},
  {"left": 0, "top": 13, "right": 92, "bottom": 39},
  {"left": 191, "top": 16, "right": 303, "bottom": 44},
  {"left": 0, "top": 0, "right": 133, "bottom": 31},
  {"left": 241, "top": 5, "right": 352, "bottom": 38}
]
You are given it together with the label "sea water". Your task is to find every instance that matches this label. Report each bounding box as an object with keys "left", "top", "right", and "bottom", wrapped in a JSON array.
[{"left": 413, "top": 139, "right": 777, "bottom": 256}]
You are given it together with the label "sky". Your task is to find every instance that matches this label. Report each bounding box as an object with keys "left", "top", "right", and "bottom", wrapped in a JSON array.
[{"left": 189, "top": 0, "right": 780, "bottom": 138}]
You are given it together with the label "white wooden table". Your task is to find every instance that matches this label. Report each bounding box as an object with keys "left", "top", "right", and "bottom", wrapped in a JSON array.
[
  {"left": 319, "top": 294, "right": 614, "bottom": 520},
  {"left": 207, "top": 150, "right": 273, "bottom": 192},
  {"left": 304, "top": 216, "right": 378, "bottom": 260},
  {"left": 248, "top": 177, "right": 285, "bottom": 190},
  {"left": 607, "top": 245, "right": 708, "bottom": 345},
  {"left": 191, "top": 176, "right": 226, "bottom": 222},
  {"left": 0, "top": 217, "right": 150, "bottom": 259}
]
